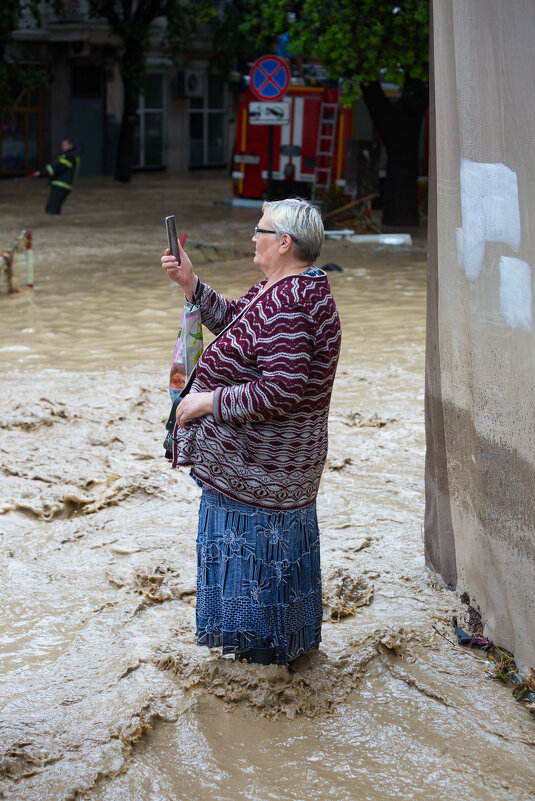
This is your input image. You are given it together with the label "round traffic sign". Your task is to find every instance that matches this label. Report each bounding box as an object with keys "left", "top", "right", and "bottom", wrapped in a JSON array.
[{"left": 249, "top": 55, "right": 290, "bottom": 101}]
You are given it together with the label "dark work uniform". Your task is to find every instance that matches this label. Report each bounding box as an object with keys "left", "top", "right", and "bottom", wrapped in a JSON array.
[{"left": 39, "top": 148, "right": 80, "bottom": 215}]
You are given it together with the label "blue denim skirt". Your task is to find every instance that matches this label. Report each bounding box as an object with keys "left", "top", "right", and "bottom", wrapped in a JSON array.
[{"left": 196, "top": 484, "right": 322, "bottom": 665}]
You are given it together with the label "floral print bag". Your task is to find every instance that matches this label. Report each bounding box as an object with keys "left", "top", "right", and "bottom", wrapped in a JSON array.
[{"left": 168, "top": 299, "right": 204, "bottom": 402}]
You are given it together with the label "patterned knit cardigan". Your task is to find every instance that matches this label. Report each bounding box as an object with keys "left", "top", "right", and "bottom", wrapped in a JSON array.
[{"left": 171, "top": 266, "right": 341, "bottom": 510}]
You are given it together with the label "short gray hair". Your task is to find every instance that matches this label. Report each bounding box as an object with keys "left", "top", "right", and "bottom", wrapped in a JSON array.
[{"left": 262, "top": 198, "right": 324, "bottom": 263}]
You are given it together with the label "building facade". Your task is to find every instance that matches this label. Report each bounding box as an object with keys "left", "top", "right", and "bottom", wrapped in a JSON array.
[{"left": 4, "top": 0, "right": 233, "bottom": 177}]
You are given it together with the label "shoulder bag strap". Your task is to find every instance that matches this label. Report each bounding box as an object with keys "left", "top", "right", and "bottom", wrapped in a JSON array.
[{"left": 181, "top": 285, "right": 265, "bottom": 395}]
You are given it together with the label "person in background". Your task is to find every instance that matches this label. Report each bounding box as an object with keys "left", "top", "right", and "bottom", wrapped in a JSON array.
[
  {"left": 27, "top": 137, "right": 80, "bottom": 215},
  {"left": 277, "top": 31, "right": 304, "bottom": 79},
  {"left": 276, "top": 12, "right": 304, "bottom": 79},
  {"left": 161, "top": 198, "right": 341, "bottom": 667}
]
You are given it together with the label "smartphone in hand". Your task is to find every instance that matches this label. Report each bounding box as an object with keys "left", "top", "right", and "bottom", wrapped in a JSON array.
[{"left": 165, "top": 215, "right": 180, "bottom": 265}]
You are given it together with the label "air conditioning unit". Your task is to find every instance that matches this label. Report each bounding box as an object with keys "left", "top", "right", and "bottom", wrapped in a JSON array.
[{"left": 184, "top": 70, "right": 205, "bottom": 98}]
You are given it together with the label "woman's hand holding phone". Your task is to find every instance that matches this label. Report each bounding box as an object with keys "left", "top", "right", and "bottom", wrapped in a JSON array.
[{"left": 161, "top": 226, "right": 198, "bottom": 301}]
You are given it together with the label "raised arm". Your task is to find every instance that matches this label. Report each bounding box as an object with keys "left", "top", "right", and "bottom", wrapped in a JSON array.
[{"left": 161, "top": 241, "right": 261, "bottom": 335}]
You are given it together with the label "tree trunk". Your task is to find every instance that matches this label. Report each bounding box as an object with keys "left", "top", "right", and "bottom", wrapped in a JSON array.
[
  {"left": 114, "top": 82, "right": 139, "bottom": 183},
  {"left": 362, "top": 80, "right": 428, "bottom": 227}
]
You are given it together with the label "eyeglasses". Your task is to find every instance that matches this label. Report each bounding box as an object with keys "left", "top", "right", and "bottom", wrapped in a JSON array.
[{"left": 253, "top": 227, "right": 277, "bottom": 238}]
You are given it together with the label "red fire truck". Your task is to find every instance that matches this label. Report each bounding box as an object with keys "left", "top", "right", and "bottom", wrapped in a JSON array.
[{"left": 232, "top": 82, "right": 354, "bottom": 200}]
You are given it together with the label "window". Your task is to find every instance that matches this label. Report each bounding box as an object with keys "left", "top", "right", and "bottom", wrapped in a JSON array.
[
  {"left": 189, "top": 74, "right": 227, "bottom": 168},
  {"left": 134, "top": 73, "right": 166, "bottom": 169}
]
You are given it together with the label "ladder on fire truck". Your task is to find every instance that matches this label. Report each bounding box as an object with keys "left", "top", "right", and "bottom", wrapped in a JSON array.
[{"left": 312, "top": 102, "right": 338, "bottom": 198}]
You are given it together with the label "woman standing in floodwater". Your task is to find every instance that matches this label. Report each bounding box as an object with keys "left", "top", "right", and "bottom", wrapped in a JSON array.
[{"left": 161, "top": 198, "right": 341, "bottom": 665}]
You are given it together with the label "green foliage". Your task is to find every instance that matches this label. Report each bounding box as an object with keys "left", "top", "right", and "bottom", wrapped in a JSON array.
[
  {"left": 0, "top": 1, "right": 46, "bottom": 114},
  {"left": 164, "top": 0, "right": 217, "bottom": 56},
  {"left": 0, "top": 0, "right": 24, "bottom": 49},
  {"left": 210, "top": 0, "right": 260, "bottom": 74},
  {"left": 85, "top": 0, "right": 214, "bottom": 95},
  {"left": 240, "top": 0, "right": 429, "bottom": 104},
  {"left": 0, "top": 0, "right": 40, "bottom": 49}
]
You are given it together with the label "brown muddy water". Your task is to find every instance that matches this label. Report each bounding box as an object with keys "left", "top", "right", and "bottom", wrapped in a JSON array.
[{"left": 1, "top": 174, "right": 534, "bottom": 801}]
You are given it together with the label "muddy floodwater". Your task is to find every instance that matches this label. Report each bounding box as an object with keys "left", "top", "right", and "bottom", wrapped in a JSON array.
[{"left": 1, "top": 174, "right": 534, "bottom": 801}]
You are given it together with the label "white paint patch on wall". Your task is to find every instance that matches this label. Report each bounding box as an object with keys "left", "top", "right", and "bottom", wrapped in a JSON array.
[
  {"left": 499, "top": 257, "right": 533, "bottom": 332},
  {"left": 456, "top": 159, "right": 521, "bottom": 281}
]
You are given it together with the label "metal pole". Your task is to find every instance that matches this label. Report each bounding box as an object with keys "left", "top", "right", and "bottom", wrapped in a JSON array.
[
  {"left": 24, "top": 230, "right": 34, "bottom": 288},
  {"left": 267, "top": 125, "right": 273, "bottom": 201}
]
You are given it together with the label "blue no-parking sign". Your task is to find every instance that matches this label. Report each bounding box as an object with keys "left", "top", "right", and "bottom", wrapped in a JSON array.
[{"left": 249, "top": 55, "right": 290, "bottom": 102}]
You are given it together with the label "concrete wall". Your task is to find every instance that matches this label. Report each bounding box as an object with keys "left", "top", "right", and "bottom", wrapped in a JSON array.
[{"left": 426, "top": 0, "right": 535, "bottom": 669}]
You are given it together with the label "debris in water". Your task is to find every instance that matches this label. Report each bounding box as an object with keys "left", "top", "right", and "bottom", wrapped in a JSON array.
[
  {"left": 452, "top": 615, "right": 491, "bottom": 650},
  {"left": 329, "top": 410, "right": 397, "bottom": 428},
  {"left": 452, "top": 613, "right": 535, "bottom": 713},
  {"left": 327, "top": 453, "right": 352, "bottom": 471},
  {"left": 322, "top": 262, "right": 344, "bottom": 273},
  {"left": 131, "top": 565, "right": 196, "bottom": 610},
  {"left": 323, "top": 566, "right": 374, "bottom": 621}
]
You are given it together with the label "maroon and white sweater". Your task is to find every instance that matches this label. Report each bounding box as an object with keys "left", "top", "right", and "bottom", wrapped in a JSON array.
[{"left": 171, "top": 266, "right": 341, "bottom": 510}]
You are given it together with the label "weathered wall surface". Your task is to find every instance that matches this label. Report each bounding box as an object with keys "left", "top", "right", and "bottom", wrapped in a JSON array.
[{"left": 426, "top": 0, "right": 535, "bottom": 668}]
